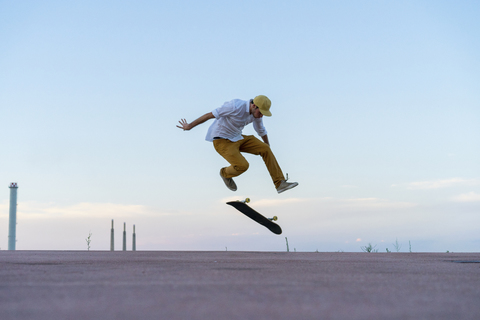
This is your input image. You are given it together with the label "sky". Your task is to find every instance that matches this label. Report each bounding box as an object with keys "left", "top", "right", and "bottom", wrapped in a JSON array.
[{"left": 1, "top": 0, "right": 479, "bottom": 252}]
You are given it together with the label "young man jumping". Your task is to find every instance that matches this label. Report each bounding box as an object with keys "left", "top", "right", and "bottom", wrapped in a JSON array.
[{"left": 176, "top": 95, "right": 298, "bottom": 194}]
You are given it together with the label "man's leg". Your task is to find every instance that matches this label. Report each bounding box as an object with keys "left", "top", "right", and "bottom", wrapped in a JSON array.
[
  {"left": 213, "top": 139, "right": 250, "bottom": 179},
  {"left": 238, "top": 135, "right": 285, "bottom": 188}
]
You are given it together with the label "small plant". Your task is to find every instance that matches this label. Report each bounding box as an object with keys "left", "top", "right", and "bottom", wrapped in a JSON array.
[
  {"left": 386, "top": 248, "right": 391, "bottom": 253},
  {"left": 409, "top": 241, "right": 412, "bottom": 253},
  {"left": 285, "top": 237, "right": 290, "bottom": 252},
  {"left": 393, "top": 238, "right": 402, "bottom": 252},
  {"left": 86, "top": 231, "right": 92, "bottom": 251},
  {"left": 361, "top": 243, "right": 378, "bottom": 253}
]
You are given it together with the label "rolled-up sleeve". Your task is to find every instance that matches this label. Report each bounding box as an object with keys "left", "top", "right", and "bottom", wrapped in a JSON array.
[{"left": 253, "top": 118, "right": 267, "bottom": 137}]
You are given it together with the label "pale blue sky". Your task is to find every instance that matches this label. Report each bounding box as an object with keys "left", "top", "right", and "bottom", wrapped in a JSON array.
[{"left": 1, "top": 0, "right": 479, "bottom": 252}]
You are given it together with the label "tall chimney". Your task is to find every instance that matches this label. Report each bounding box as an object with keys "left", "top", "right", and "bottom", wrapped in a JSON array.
[
  {"left": 122, "top": 222, "right": 126, "bottom": 251},
  {"left": 110, "top": 219, "right": 114, "bottom": 251},
  {"left": 132, "top": 225, "right": 136, "bottom": 251},
  {"left": 8, "top": 182, "right": 18, "bottom": 251}
]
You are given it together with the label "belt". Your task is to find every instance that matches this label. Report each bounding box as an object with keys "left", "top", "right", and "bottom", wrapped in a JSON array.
[{"left": 213, "top": 137, "right": 226, "bottom": 140}]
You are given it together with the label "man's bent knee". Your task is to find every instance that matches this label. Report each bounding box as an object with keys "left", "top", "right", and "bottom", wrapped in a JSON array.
[
  {"left": 258, "top": 144, "right": 273, "bottom": 156},
  {"left": 234, "top": 162, "right": 249, "bottom": 174}
]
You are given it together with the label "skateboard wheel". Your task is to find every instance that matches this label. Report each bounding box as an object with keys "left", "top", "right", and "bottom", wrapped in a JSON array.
[
  {"left": 245, "top": 198, "right": 250, "bottom": 203},
  {"left": 272, "top": 216, "right": 278, "bottom": 221}
]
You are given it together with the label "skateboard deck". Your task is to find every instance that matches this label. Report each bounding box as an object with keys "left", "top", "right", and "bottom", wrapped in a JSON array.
[{"left": 226, "top": 198, "right": 282, "bottom": 235}]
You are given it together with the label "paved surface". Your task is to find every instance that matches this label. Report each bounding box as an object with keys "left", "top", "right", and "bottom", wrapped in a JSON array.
[{"left": 1, "top": 251, "right": 480, "bottom": 320}]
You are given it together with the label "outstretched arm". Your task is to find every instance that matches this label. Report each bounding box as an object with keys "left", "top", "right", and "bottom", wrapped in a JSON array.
[{"left": 177, "top": 112, "right": 215, "bottom": 131}]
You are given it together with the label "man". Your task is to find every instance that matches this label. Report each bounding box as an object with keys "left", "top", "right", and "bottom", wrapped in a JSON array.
[{"left": 176, "top": 95, "right": 298, "bottom": 194}]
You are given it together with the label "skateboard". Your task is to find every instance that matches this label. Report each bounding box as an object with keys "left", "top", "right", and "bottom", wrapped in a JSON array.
[{"left": 226, "top": 198, "right": 282, "bottom": 235}]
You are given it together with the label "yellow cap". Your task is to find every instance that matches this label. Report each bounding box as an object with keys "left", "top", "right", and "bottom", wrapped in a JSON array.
[{"left": 253, "top": 95, "right": 272, "bottom": 117}]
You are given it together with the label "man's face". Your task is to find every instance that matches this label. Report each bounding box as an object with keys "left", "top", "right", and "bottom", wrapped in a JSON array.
[{"left": 251, "top": 103, "right": 264, "bottom": 118}]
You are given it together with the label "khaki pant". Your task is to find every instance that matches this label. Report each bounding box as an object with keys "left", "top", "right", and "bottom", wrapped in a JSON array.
[{"left": 213, "top": 135, "right": 285, "bottom": 188}]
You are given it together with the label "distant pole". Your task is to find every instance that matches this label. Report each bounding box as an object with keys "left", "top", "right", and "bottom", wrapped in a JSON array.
[
  {"left": 8, "top": 183, "right": 18, "bottom": 251},
  {"left": 110, "top": 219, "right": 114, "bottom": 251},
  {"left": 122, "top": 222, "right": 127, "bottom": 251},
  {"left": 132, "top": 225, "right": 136, "bottom": 251}
]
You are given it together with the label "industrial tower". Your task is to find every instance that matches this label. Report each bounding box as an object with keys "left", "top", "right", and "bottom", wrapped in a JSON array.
[{"left": 8, "top": 182, "right": 18, "bottom": 250}]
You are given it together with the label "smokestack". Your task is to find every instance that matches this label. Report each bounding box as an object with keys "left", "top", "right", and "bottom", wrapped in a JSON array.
[
  {"left": 132, "top": 225, "right": 136, "bottom": 251},
  {"left": 122, "top": 222, "right": 126, "bottom": 251},
  {"left": 8, "top": 182, "right": 18, "bottom": 251},
  {"left": 110, "top": 219, "right": 114, "bottom": 251}
]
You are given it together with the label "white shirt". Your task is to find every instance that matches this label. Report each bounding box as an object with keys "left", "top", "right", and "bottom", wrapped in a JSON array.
[{"left": 205, "top": 99, "right": 268, "bottom": 142}]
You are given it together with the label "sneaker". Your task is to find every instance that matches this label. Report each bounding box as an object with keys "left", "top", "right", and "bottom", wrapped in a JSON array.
[
  {"left": 276, "top": 176, "right": 298, "bottom": 194},
  {"left": 220, "top": 170, "right": 237, "bottom": 191}
]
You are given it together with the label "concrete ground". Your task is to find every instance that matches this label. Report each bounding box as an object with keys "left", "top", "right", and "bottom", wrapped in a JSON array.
[{"left": 1, "top": 251, "right": 479, "bottom": 320}]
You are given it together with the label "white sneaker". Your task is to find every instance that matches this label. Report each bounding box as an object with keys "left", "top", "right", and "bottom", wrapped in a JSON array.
[
  {"left": 276, "top": 179, "right": 298, "bottom": 194},
  {"left": 220, "top": 170, "right": 237, "bottom": 191}
]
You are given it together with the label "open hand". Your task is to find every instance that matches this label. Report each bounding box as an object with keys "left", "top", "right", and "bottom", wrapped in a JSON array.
[{"left": 176, "top": 119, "right": 191, "bottom": 130}]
